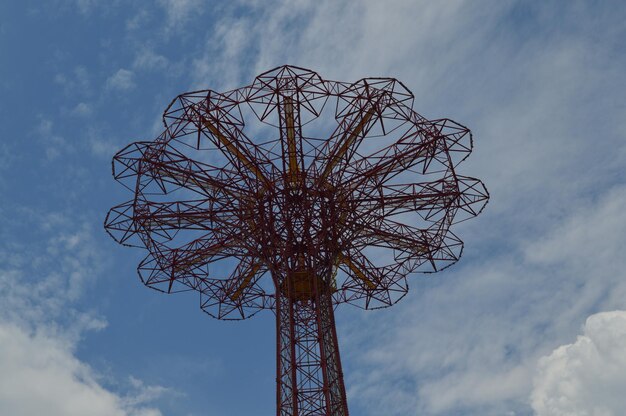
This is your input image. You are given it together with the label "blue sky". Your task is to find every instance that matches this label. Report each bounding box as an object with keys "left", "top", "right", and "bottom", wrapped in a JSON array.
[{"left": 1, "top": 1, "right": 625, "bottom": 415}]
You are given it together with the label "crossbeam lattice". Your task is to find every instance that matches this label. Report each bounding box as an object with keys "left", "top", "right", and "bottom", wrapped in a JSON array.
[{"left": 105, "top": 65, "right": 489, "bottom": 416}]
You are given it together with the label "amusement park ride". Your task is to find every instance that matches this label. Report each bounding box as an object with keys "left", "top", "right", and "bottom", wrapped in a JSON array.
[{"left": 105, "top": 65, "right": 488, "bottom": 415}]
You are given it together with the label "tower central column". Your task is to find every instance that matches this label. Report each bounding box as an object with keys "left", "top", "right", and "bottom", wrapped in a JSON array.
[{"left": 275, "top": 273, "right": 349, "bottom": 416}]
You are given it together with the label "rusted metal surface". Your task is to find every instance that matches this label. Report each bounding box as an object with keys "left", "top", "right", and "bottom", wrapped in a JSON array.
[{"left": 105, "top": 65, "right": 488, "bottom": 416}]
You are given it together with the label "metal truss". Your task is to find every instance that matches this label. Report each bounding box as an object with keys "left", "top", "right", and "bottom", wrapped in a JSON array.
[{"left": 105, "top": 65, "right": 489, "bottom": 416}]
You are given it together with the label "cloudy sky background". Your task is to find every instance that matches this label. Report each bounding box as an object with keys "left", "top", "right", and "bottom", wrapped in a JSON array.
[{"left": 1, "top": 1, "right": 625, "bottom": 415}]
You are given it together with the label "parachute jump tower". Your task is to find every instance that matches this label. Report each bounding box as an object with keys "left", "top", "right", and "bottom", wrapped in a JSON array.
[{"left": 105, "top": 65, "right": 489, "bottom": 416}]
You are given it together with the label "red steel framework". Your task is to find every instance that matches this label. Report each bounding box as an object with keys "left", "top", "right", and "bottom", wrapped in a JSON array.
[{"left": 105, "top": 65, "right": 488, "bottom": 416}]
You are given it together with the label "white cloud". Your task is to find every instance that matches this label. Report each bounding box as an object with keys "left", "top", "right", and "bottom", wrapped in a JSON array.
[
  {"left": 54, "top": 66, "right": 91, "bottom": 96},
  {"left": 123, "top": 376, "right": 172, "bottom": 409},
  {"left": 106, "top": 69, "right": 136, "bottom": 91},
  {"left": 133, "top": 47, "right": 169, "bottom": 71},
  {"left": 89, "top": 136, "right": 120, "bottom": 158},
  {"left": 36, "top": 117, "right": 53, "bottom": 136},
  {"left": 70, "top": 102, "right": 92, "bottom": 117},
  {"left": 34, "top": 117, "right": 71, "bottom": 161},
  {"left": 158, "top": 0, "right": 203, "bottom": 32},
  {"left": 84, "top": 126, "right": 121, "bottom": 159},
  {"left": 0, "top": 212, "right": 167, "bottom": 416},
  {"left": 0, "top": 142, "right": 13, "bottom": 173},
  {"left": 59, "top": 0, "right": 120, "bottom": 16},
  {"left": 75, "top": 0, "right": 97, "bottom": 15},
  {"left": 0, "top": 215, "right": 102, "bottom": 334},
  {"left": 126, "top": 9, "right": 151, "bottom": 31},
  {"left": 192, "top": 0, "right": 625, "bottom": 223},
  {"left": 531, "top": 311, "right": 626, "bottom": 416},
  {"left": 190, "top": 0, "right": 510, "bottom": 89},
  {"left": 0, "top": 322, "right": 164, "bottom": 416}
]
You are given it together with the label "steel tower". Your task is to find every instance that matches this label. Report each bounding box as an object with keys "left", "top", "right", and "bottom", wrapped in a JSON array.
[{"left": 105, "top": 65, "right": 488, "bottom": 415}]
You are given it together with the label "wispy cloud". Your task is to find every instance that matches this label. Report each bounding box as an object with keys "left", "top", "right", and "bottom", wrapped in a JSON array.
[
  {"left": 106, "top": 69, "right": 136, "bottom": 91},
  {"left": 69, "top": 102, "right": 93, "bottom": 117},
  {"left": 157, "top": 0, "right": 204, "bottom": 33},
  {"left": 0, "top": 211, "right": 102, "bottom": 332},
  {"left": 74, "top": 0, "right": 97, "bottom": 15},
  {"left": 57, "top": 0, "right": 120, "bottom": 17},
  {"left": 126, "top": 9, "right": 151, "bottom": 31},
  {"left": 86, "top": 126, "right": 122, "bottom": 159},
  {"left": 35, "top": 116, "right": 71, "bottom": 161},
  {"left": 132, "top": 47, "right": 169, "bottom": 72},
  {"left": 54, "top": 66, "right": 91, "bottom": 96}
]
